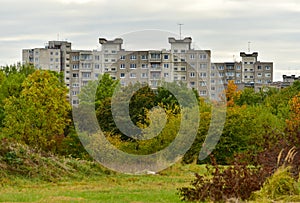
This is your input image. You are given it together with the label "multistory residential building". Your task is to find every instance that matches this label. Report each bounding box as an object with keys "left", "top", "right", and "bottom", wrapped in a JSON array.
[{"left": 22, "top": 37, "right": 273, "bottom": 105}]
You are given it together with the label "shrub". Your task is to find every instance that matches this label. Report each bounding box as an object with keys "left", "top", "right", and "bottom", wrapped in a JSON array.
[
  {"left": 253, "top": 166, "right": 299, "bottom": 201},
  {"left": 178, "top": 156, "right": 268, "bottom": 202}
]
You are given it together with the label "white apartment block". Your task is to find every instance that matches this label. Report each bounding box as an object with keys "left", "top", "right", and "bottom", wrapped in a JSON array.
[{"left": 22, "top": 37, "right": 273, "bottom": 105}]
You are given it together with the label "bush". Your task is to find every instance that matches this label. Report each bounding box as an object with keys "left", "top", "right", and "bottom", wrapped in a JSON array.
[
  {"left": 0, "top": 139, "right": 111, "bottom": 184},
  {"left": 253, "top": 166, "right": 299, "bottom": 201},
  {"left": 178, "top": 156, "right": 268, "bottom": 202}
]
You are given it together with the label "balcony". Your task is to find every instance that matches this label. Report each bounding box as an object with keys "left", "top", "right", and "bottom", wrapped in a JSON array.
[{"left": 150, "top": 64, "right": 161, "bottom": 71}]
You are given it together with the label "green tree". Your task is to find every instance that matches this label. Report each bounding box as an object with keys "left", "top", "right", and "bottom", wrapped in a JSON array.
[
  {"left": 0, "top": 64, "right": 35, "bottom": 127},
  {"left": 3, "top": 70, "right": 71, "bottom": 151}
]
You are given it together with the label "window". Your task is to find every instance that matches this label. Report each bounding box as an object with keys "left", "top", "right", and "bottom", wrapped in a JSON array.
[
  {"left": 55, "top": 58, "right": 59, "bottom": 62},
  {"left": 250, "top": 75, "right": 254, "bottom": 79},
  {"left": 151, "top": 64, "right": 160, "bottom": 68},
  {"left": 72, "top": 83, "right": 80, "bottom": 88},
  {"left": 200, "top": 64, "right": 207, "bottom": 69},
  {"left": 236, "top": 73, "right": 241, "bottom": 77},
  {"left": 50, "top": 52, "right": 53, "bottom": 55},
  {"left": 174, "top": 49, "right": 178, "bottom": 53},
  {"left": 130, "top": 55, "right": 137, "bottom": 60},
  {"left": 245, "top": 76, "right": 248, "bottom": 78},
  {"left": 211, "top": 87, "right": 216, "bottom": 91},
  {"left": 211, "top": 79, "right": 215, "bottom": 84},
  {"left": 219, "top": 72, "right": 225, "bottom": 77},
  {"left": 150, "top": 53, "right": 161, "bottom": 59},
  {"left": 95, "top": 55, "right": 100, "bottom": 60},
  {"left": 141, "top": 73, "right": 148, "bottom": 78},
  {"left": 226, "top": 72, "right": 234, "bottom": 76},
  {"left": 200, "top": 54, "right": 207, "bottom": 60},
  {"left": 211, "top": 73, "right": 215, "bottom": 77},
  {"left": 130, "top": 73, "right": 136, "bottom": 78},
  {"left": 190, "top": 72, "right": 195, "bottom": 77},
  {"left": 120, "top": 55, "right": 126, "bottom": 60},
  {"left": 72, "top": 73, "right": 79, "bottom": 78},
  {"left": 257, "top": 65, "right": 262, "bottom": 70},
  {"left": 120, "top": 73, "right": 125, "bottom": 78},
  {"left": 82, "top": 81, "right": 88, "bottom": 86},
  {"left": 200, "top": 81, "right": 206, "bottom": 86},
  {"left": 265, "top": 73, "right": 271, "bottom": 77},
  {"left": 236, "top": 65, "right": 241, "bottom": 70},
  {"left": 81, "top": 54, "right": 92, "bottom": 60},
  {"left": 111, "top": 67, "right": 116, "bottom": 72},
  {"left": 180, "top": 58, "right": 186, "bottom": 62},
  {"left": 218, "top": 66, "right": 224, "bottom": 70},
  {"left": 82, "top": 63, "right": 91, "bottom": 69},
  {"left": 72, "top": 64, "right": 79, "bottom": 70},
  {"left": 72, "top": 100, "right": 79, "bottom": 105},
  {"left": 199, "top": 90, "right": 207, "bottom": 96},
  {"left": 82, "top": 72, "right": 91, "bottom": 78},
  {"left": 141, "top": 55, "right": 147, "bottom": 60},
  {"left": 164, "top": 73, "right": 169, "bottom": 78},
  {"left": 111, "top": 59, "right": 116, "bottom": 62},
  {"left": 130, "top": 64, "right": 136, "bottom": 69},
  {"left": 181, "top": 76, "right": 186, "bottom": 80},
  {"left": 95, "top": 73, "right": 99, "bottom": 78},
  {"left": 181, "top": 67, "right": 186, "bottom": 71},
  {"left": 72, "top": 91, "right": 79, "bottom": 96},
  {"left": 200, "top": 72, "right": 207, "bottom": 77},
  {"left": 181, "top": 50, "right": 186, "bottom": 53},
  {"left": 257, "top": 73, "right": 262, "bottom": 77},
  {"left": 111, "top": 50, "right": 116, "bottom": 54},
  {"left": 142, "top": 64, "right": 148, "bottom": 69},
  {"left": 265, "top": 66, "right": 271, "bottom": 70},
  {"left": 190, "top": 54, "right": 195, "bottom": 59},
  {"left": 120, "top": 64, "right": 125, "bottom": 69},
  {"left": 55, "top": 52, "right": 59, "bottom": 56},
  {"left": 236, "top": 80, "right": 241, "bottom": 84},
  {"left": 190, "top": 82, "right": 195, "bottom": 86},
  {"left": 164, "top": 55, "right": 169, "bottom": 60},
  {"left": 50, "top": 58, "right": 53, "bottom": 62},
  {"left": 72, "top": 56, "right": 79, "bottom": 61},
  {"left": 95, "top": 64, "right": 100, "bottom": 69},
  {"left": 163, "top": 64, "right": 169, "bottom": 68}
]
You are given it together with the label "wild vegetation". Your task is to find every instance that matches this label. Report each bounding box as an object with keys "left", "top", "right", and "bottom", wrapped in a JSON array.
[{"left": 1, "top": 64, "right": 300, "bottom": 202}]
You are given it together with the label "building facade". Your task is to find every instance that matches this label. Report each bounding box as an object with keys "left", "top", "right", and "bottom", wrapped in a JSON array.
[{"left": 22, "top": 37, "right": 274, "bottom": 105}]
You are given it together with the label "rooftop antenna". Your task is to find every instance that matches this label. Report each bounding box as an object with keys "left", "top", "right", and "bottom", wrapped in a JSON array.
[
  {"left": 248, "top": 41, "right": 251, "bottom": 53},
  {"left": 57, "top": 33, "right": 60, "bottom": 41},
  {"left": 178, "top": 23, "right": 184, "bottom": 39}
]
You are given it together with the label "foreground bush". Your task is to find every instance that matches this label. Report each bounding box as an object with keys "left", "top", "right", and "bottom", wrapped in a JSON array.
[
  {"left": 253, "top": 166, "right": 299, "bottom": 201},
  {"left": 178, "top": 157, "right": 268, "bottom": 202},
  {"left": 0, "top": 139, "right": 111, "bottom": 184}
]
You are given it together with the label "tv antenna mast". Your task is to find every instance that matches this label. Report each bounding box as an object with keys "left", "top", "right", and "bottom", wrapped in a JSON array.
[
  {"left": 178, "top": 23, "right": 184, "bottom": 39},
  {"left": 248, "top": 41, "right": 251, "bottom": 53}
]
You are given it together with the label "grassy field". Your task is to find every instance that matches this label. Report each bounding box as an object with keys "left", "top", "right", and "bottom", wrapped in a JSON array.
[{"left": 0, "top": 164, "right": 206, "bottom": 203}]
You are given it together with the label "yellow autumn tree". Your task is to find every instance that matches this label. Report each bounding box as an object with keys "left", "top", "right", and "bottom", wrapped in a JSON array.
[
  {"left": 286, "top": 93, "right": 300, "bottom": 145},
  {"left": 225, "top": 80, "right": 241, "bottom": 107}
]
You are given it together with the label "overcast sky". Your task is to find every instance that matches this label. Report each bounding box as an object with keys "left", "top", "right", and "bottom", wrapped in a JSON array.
[{"left": 1, "top": 0, "right": 300, "bottom": 81}]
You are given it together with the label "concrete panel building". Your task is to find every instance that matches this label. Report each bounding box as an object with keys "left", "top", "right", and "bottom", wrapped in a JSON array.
[{"left": 22, "top": 36, "right": 273, "bottom": 105}]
